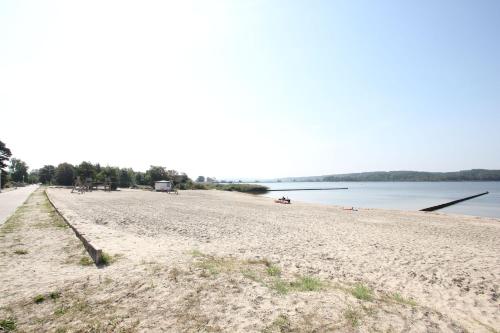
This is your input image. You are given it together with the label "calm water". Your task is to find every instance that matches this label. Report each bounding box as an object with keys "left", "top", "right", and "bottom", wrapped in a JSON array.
[{"left": 257, "top": 182, "right": 500, "bottom": 219}]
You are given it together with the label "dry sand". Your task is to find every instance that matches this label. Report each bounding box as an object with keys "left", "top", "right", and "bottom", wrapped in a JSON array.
[{"left": 1, "top": 187, "right": 499, "bottom": 332}]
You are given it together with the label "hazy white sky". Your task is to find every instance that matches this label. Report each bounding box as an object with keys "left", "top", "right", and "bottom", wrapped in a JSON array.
[{"left": 1, "top": 1, "right": 499, "bottom": 179}]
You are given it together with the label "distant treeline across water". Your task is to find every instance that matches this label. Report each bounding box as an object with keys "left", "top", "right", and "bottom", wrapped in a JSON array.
[{"left": 278, "top": 169, "right": 500, "bottom": 182}]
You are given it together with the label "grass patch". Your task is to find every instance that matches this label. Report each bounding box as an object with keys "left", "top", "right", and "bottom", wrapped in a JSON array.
[
  {"left": 34, "top": 294, "right": 45, "bottom": 304},
  {"left": 290, "top": 276, "right": 324, "bottom": 292},
  {"left": 189, "top": 249, "right": 205, "bottom": 257},
  {"left": 266, "top": 265, "right": 281, "bottom": 277},
  {"left": 391, "top": 293, "right": 417, "bottom": 306},
  {"left": 100, "top": 252, "right": 113, "bottom": 266},
  {"left": 270, "top": 279, "right": 290, "bottom": 295},
  {"left": 13, "top": 249, "right": 28, "bottom": 255},
  {"left": 262, "top": 314, "right": 291, "bottom": 333},
  {"left": 54, "top": 306, "right": 68, "bottom": 316},
  {"left": 0, "top": 318, "right": 16, "bottom": 331},
  {"left": 49, "top": 291, "right": 61, "bottom": 300},
  {"left": 242, "top": 269, "right": 261, "bottom": 282},
  {"left": 351, "top": 283, "right": 373, "bottom": 301},
  {"left": 343, "top": 306, "right": 362, "bottom": 327},
  {"left": 79, "top": 256, "right": 93, "bottom": 266}
]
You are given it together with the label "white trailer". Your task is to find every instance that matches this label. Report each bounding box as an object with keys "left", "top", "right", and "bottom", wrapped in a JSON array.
[{"left": 154, "top": 180, "right": 172, "bottom": 192}]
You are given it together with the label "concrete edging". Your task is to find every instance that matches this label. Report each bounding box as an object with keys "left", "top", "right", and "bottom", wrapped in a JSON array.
[{"left": 44, "top": 190, "right": 104, "bottom": 265}]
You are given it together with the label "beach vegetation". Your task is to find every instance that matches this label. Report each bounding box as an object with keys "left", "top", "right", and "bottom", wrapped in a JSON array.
[
  {"left": 290, "top": 276, "right": 324, "bottom": 292},
  {"left": 270, "top": 279, "right": 290, "bottom": 295},
  {"left": 266, "top": 265, "right": 281, "bottom": 277},
  {"left": 49, "top": 291, "right": 61, "bottom": 300},
  {"left": 100, "top": 252, "right": 113, "bottom": 266},
  {"left": 34, "top": 294, "right": 45, "bottom": 304},
  {"left": 241, "top": 269, "right": 261, "bottom": 282},
  {"left": 0, "top": 318, "right": 16, "bottom": 331},
  {"left": 351, "top": 283, "right": 373, "bottom": 301},
  {"left": 391, "top": 293, "right": 417, "bottom": 306},
  {"left": 189, "top": 249, "right": 205, "bottom": 257},
  {"left": 262, "top": 314, "right": 291, "bottom": 333},
  {"left": 79, "top": 256, "right": 93, "bottom": 266},
  {"left": 53, "top": 305, "right": 67, "bottom": 316},
  {"left": 14, "top": 249, "right": 28, "bottom": 255},
  {"left": 343, "top": 306, "right": 362, "bottom": 327}
]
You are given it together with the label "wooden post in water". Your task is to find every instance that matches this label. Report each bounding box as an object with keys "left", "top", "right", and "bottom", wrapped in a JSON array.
[{"left": 420, "top": 192, "right": 489, "bottom": 212}]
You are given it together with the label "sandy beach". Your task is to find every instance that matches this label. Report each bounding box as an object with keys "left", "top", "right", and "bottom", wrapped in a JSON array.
[{"left": 1, "top": 187, "right": 498, "bottom": 332}]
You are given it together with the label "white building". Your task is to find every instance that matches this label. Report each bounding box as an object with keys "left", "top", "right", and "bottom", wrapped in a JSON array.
[{"left": 154, "top": 180, "right": 172, "bottom": 192}]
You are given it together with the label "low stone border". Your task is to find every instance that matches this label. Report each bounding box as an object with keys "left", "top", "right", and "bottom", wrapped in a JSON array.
[{"left": 44, "top": 190, "right": 104, "bottom": 265}]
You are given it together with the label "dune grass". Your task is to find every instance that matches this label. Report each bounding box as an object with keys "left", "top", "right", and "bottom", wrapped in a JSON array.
[{"left": 351, "top": 283, "right": 373, "bottom": 301}]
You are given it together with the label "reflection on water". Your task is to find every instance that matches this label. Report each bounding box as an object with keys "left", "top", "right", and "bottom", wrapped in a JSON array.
[{"left": 257, "top": 182, "right": 500, "bottom": 219}]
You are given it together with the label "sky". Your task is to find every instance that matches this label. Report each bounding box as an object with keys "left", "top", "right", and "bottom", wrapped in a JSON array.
[{"left": 1, "top": 0, "right": 499, "bottom": 180}]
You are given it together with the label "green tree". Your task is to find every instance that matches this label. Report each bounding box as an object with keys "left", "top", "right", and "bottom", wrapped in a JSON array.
[
  {"left": 0, "top": 140, "right": 12, "bottom": 188},
  {"left": 76, "top": 161, "right": 96, "bottom": 180},
  {"left": 55, "top": 163, "right": 75, "bottom": 186},
  {"left": 134, "top": 171, "right": 147, "bottom": 185},
  {"left": 145, "top": 165, "right": 168, "bottom": 186},
  {"left": 39, "top": 165, "right": 56, "bottom": 184},
  {"left": 97, "top": 166, "right": 119, "bottom": 190},
  {"left": 196, "top": 176, "right": 205, "bottom": 183},
  {"left": 118, "top": 168, "right": 135, "bottom": 188},
  {"left": 9, "top": 158, "right": 29, "bottom": 183},
  {"left": 28, "top": 169, "right": 40, "bottom": 184}
]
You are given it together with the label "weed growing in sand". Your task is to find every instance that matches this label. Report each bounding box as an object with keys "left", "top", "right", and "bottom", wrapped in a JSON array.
[
  {"left": 34, "top": 294, "right": 45, "bottom": 304},
  {"left": 189, "top": 249, "right": 205, "bottom": 257},
  {"left": 14, "top": 249, "right": 28, "bottom": 255},
  {"left": 343, "top": 306, "right": 362, "bottom": 327},
  {"left": 49, "top": 291, "right": 61, "bottom": 300},
  {"left": 266, "top": 265, "right": 281, "bottom": 277},
  {"left": 391, "top": 293, "right": 417, "bottom": 306},
  {"left": 241, "top": 269, "right": 262, "bottom": 283},
  {"left": 79, "top": 256, "right": 93, "bottom": 266},
  {"left": 169, "top": 267, "right": 182, "bottom": 282},
  {"left": 270, "top": 279, "right": 290, "bottom": 295},
  {"left": 290, "top": 276, "right": 323, "bottom": 292},
  {"left": 54, "top": 306, "right": 68, "bottom": 316},
  {"left": 351, "top": 283, "right": 373, "bottom": 301},
  {"left": 100, "top": 252, "right": 113, "bottom": 266},
  {"left": 0, "top": 318, "right": 16, "bottom": 331},
  {"left": 262, "top": 314, "right": 291, "bottom": 333}
]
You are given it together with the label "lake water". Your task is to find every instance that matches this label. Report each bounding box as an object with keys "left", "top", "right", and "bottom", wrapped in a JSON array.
[{"left": 257, "top": 182, "right": 500, "bottom": 219}]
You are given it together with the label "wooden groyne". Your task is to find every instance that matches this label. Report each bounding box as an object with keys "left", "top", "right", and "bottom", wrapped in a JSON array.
[
  {"left": 267, "top": 187, "right": 348, "bottom": 192},
  {"left": 420, "top": 191, "right": 489, "bottom": 212}
]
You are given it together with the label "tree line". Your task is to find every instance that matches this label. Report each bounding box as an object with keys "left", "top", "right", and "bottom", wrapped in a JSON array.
[{"left": 1, "top": 139, "right": 191, "bottom": 189}]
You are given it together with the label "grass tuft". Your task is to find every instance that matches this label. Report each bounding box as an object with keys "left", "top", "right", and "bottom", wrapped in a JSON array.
[
  {"left": 79, "top": 256, "right": 93, "bottom": 266},
  {"left": 290, "top": 276, "right": 323, "bottom": 292},
  {"left": 391, "top": 293, "right": 417, "bottom": 306},
  {"left": 266, "top": 265, "right": 281, "bottom": 277},
  {"left": 189, "top": 249, "right": 205, "bottom": 257},
  {"left": 49, "top": 291, "right": 61, "bottom": 300},
  {"left": 262, "top": 314, "right": 291, "bottom": 333},
  {"left": 344, "top": 306, "right": 362, "bottom": 327},
  {"left": 351, "top": 283, "right": 373, "bottom": 301},
  {"left": 14, "top": 249, "right": 28, "bottom": 255},
  {"left": 100, "top": 252, "right": 113, "bottom": 266},
  {"left": 270, "top": 279, "right": 290, "bottom": 295},
  {"left": 34, "top": 294, "right": 45, "bottom": 304},
  {"left": 0, "top": 318, "right": 16, "bottom": 331}
]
